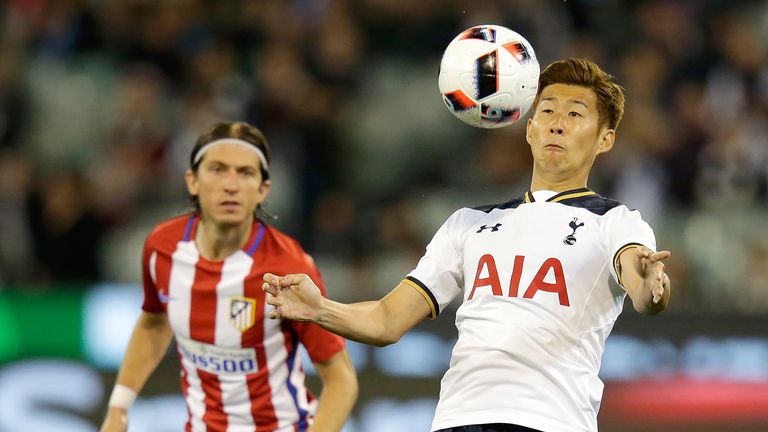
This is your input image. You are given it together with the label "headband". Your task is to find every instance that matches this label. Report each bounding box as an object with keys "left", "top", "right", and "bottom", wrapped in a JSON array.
[{"left": 193, "top": 138, "right": 269, "bottom": 172}]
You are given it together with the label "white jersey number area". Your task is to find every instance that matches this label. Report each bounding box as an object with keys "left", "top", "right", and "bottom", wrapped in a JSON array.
[{"left": 176, "top": 335, "right": 258, "bottom": 375}]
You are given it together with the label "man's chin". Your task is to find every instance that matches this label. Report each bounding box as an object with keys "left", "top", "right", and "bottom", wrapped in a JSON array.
[
  {"left": 211, "top": 212, "right": 251, "bottom": 227},
  {"left": 538, "top": 157, "right": 569, "bottom": 172}
]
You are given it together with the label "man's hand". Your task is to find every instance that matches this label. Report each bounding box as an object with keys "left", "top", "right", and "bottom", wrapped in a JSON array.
[
  {"left": 631, "top": 246, "right": 671, "bottom": 305},
  {"left": 100, "top": 407, "right": 128, "bottom": 432},
  {"left": 263, "top": 273, "right": 323, "bottom": 321}
]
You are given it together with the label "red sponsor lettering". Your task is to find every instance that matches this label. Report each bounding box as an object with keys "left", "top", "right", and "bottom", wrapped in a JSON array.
[
  {"left": 468, "top": 254, "right": 502, "bottom": 300},
  {"left": 508, "top": 255, "right": 525, "bottom": 297},
  {"left": 469, "top": 255, "right": 570, "bottom": 307},
  {"left": 523, "top": 257, "right": 569, "bottom": 306}
]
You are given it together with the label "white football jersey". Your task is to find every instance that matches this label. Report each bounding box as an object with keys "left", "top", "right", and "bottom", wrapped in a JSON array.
[{"left": 404, "top": 189, "right": 656, "bottom": 432}]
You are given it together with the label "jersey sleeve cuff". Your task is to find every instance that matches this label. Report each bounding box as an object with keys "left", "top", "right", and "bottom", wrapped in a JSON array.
[
  {"left": 612, "top": 242, "right": 646, "bottom": 287},
  {"left": 402, "top": 276, "right": 439, "bottom": 319}
]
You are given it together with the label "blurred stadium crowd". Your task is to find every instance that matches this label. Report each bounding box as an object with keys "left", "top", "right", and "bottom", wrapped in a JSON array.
[{"left": 0, "top": 0, "right": 767, "bottom": 313}]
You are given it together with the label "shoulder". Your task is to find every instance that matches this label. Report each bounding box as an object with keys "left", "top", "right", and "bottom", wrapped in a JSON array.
[
  {"left": 262, "top": 223, "right": 303, "bottom": 252},
  {"left": 434, "top": 196, "right": 525, "bottom": 237},
  {"left": 557, "top": 193, "right": 626, "bottom": 216},
  {"left": 145, "top": 214, "right": 194, "bottom": 249},
  {"left": 261, "top": 223, "right": 316, "bottom": 266},
  {"left": 561, "top": 194, "right": 654, "bottom": 240},
  {"left": 470, "top": 196, "right": 526, "bottom": 214}
]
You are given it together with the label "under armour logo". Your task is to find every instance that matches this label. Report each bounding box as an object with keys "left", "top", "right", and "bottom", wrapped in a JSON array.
[
  {"left": 563, "top": 218, "right": 585, "bottom": 245},
  {"left": 477, "top": 223, "right": 502, "bottom": 233}
]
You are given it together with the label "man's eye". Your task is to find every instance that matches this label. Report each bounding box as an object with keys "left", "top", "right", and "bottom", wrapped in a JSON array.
[{"left": 569, "top": 111, "right": 582, "bottom": 117}]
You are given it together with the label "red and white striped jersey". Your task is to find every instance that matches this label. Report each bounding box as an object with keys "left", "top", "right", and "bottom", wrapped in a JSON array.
[{"left": 141, "top": 215, "right": 344, "bottom": 432}]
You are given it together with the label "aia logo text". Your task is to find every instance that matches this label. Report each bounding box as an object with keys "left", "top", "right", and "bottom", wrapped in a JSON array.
[{"left": 468, "top": 254, "right": 570, "bottom": 307}]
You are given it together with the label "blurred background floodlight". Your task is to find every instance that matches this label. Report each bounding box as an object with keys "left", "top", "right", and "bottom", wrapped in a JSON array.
[
  {"left": 83, "top": 283, "right": 143, "bottom": 370},
  {"left": 128, "top": 395, "right": 188, "bottom": 432},
  {"left": 374, "top": 331, "right": 453, "bottom": 377},
  {"left": 0, "top": 360, "right": 102, "bottom": 432},
  {"left": 357, "top": 398, "right": 437, "bottom": 432}
]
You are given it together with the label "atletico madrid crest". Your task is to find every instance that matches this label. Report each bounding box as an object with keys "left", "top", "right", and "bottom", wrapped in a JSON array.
[{"left": 229, "top": 297, "right": 256, "bottom": 332}]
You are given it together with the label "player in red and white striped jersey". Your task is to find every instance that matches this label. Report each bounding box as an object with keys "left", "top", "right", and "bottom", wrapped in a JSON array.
[{"left": 101, "top": 122, "right": 358, "bottom": 432}]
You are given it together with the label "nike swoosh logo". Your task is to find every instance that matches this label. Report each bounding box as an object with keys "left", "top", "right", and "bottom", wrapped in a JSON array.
[{"left": 159, "top": 293, "right": 175, "bottom": 302}]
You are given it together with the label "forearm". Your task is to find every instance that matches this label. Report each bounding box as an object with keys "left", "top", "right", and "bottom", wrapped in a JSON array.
[
  {"left": 316, "top": 298, "right": 400, "bottom": 346},
  {"left": 309, "top": 352, "right": 358, "bottom": 432},
  {"left": 114, "top": 312, "right": 173, "bottom": 391},
  {"left": 265, "top": 276, "right": 430, "bottom": 346}
]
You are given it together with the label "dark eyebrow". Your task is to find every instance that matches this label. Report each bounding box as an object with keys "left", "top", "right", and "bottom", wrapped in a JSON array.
[
  {"left": 570, "top": 99, "right": 588, "bottom": 109},
  {"left": 541, "top": 96, "right": 589, "bottom": 109}
]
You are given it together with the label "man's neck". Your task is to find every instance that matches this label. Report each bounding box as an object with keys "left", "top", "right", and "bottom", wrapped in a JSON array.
[
  {"left": 530, "top": 168, "right": 589, "bottom": 192},
  {"left": 196, "top": 217, "right": 253, "bottom": 261}
]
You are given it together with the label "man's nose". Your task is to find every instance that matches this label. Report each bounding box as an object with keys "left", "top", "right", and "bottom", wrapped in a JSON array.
[
  {"left": 549, "top": 115, "right": 565, "bottom": 135},
  {"left": 223, "top": 171, "right": 240, "bottom": 192}
]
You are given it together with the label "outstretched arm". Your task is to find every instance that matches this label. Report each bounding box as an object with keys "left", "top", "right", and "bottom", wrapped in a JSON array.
[
  {"left": 618, "top": 246, "right": 672, "bottom": 315},
  {"left": 262, "top": 273, "right": 432, "bottom": 347},
  {"left": 100, "top": 311, "right": 173, "bottom": 432}
]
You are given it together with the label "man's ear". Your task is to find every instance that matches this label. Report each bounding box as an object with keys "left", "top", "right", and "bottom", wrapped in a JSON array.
[
  {"left": 258, "top": 179, "right": 272, "bottom": 202},
  {"left": 596, "top": 128, "right": 615, "bottom": 155},
  {"left": 526, "top": 118, "right": 533, "bottom": 146},
  {"left": 185, "top": 169, "right": 198, "bottom": 197}
]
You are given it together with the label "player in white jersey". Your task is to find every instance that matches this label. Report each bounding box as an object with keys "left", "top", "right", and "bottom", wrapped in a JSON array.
[
  {"left": 101, "top": 122, "right": 358, "bottom": 432},
  {"left": 262, "top": 59, "right": 672, "bottom": 432}
]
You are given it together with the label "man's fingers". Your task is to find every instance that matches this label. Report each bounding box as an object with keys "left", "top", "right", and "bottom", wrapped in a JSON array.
[
  {"left": 653, "top": 261, "right": 664, "bottom": 281},
  {"left": 647, "top": 250, "right": 671, "bottom": 263},
  {"left": 636, "top": 247, "right": 671, "bottom": 262},
  {"left": 651, "top": 276, "right": 664, "bottom": 303},
  {"left": 265, "top": 292, "right": 280, "bottom": 307},
  {"left": 263, "top": 273, "right": 308, "bottom": 288},
  {"left": 652, "top": 287, "right": 663, "bottom": 303},
  {"left": 262, "top": 272, "right": 293, "bottom": 288},
  {"left": 265, "top": 289, "right": 284, "bottom": 320},
  {"left": 634, "top": 246, "right": 651, "bottom": 259},
  {"left": 280, "top": 273, "right": 308, "bottom": 287},
  {"left": 650, "top": 270, "right": 670, "bottom": 304},
  {"left": 263, "top": 272, "right": 281, "bottom": 285},
  {"left": 262, "top": 281, "right": 280, "bottom": 296}
]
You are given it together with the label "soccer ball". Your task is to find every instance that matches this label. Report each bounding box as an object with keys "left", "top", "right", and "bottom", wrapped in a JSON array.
[{"left": 439, "top": 25, "right": 540, "bottom": 129}]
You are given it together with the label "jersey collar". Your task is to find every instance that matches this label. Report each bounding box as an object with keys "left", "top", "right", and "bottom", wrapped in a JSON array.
[
  {"left": 184, "top": 214, "right": 266, "bottom": 257},
  {"left": 524, "top": 187, "right": 596, "bottom": 203}
]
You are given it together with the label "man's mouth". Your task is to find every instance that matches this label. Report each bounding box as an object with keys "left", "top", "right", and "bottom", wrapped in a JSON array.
[{"left": 545, "top": 144, "right": 564, "bottom": 150}]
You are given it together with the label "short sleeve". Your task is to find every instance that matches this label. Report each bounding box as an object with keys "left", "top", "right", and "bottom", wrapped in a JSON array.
[
  {"left": 405, "top": 209, "right": 473, "bottom": 318},
  {"left": 291, "top": 252, "right": 345, "bottom": 364},
  {"left": 141, "top": 236, "right": 163, "bottom": 313},
  {"left": 606, "top": 206, "right": 657, "bottom": 287}
]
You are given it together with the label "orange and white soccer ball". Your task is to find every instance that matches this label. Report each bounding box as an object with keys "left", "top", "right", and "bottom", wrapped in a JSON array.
[{"left": 439, "top": 25, "right": 540, "bottom": 128}]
